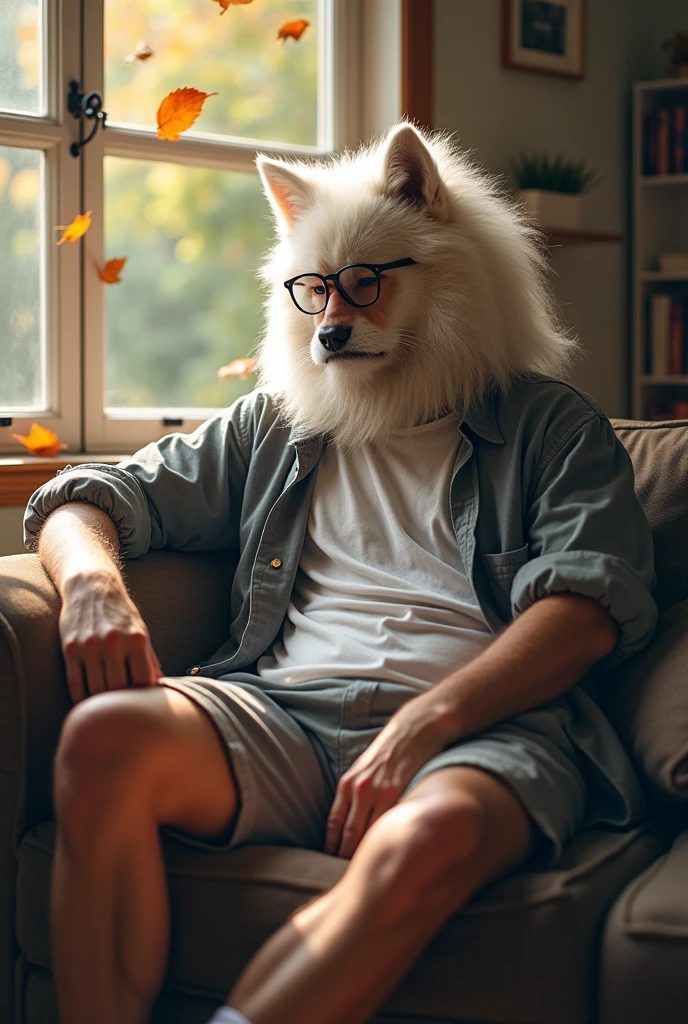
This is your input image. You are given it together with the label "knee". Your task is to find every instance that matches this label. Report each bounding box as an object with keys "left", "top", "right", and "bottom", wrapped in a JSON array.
[
  {"left": 360, "top": 792, "right": 486, "bottom": 918},
  {"left": 54, "top": 692, "right": 161, "bottom": 839}
]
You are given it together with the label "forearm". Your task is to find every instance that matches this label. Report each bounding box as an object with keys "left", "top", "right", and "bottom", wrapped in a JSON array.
[
  {"left": 38, "top": 501, "right": 122, "bottom": 596},
  {"left": 418, "top": 594, "right": 618, "bottom": 746}
]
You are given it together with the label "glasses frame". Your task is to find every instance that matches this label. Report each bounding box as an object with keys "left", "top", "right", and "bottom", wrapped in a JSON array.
[{"left": 283, "top": 257, "right": 417, "bottom": 315}]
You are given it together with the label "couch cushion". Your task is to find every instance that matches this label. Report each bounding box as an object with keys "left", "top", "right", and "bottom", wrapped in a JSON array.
[
  {"left": 611, "top": 419, "right": 688, "bottom": 611},
  {"left": 603, "top": 599, "right": 688, "bottom": 801},
  {"left": 16, "top": 820, "right": 668, "bottom": 1024},
  {"left": 598, "top": 825, "right": 688, "bottom": 1024}
]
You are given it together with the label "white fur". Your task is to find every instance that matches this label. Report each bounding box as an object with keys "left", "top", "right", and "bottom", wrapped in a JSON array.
[{"left": 254, "top": 122, "right": 578, "bottom": 454}]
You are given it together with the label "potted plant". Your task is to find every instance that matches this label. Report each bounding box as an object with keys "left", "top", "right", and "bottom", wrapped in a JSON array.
[{"left": 511, "top": 151, "right": 599, "bottom": 231}]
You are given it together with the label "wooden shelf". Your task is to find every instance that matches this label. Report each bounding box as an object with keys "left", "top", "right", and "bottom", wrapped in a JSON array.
[
  {"left": 544, "top": 229, "right": 624, "bottom": 246},
  {"left": 640, "top": 375, "right": 688, "bottom": 384}
]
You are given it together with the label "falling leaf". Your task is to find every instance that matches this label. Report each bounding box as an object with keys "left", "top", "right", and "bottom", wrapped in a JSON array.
[
  {"left": 217, "top": 357, "right": 258, "bottom": 380},
  {"left": 98, "top": 257, "right": 127, "bottom": 284},
  {"left": 54, "top": 211, "right": 92, "bottom": 245},
  {"left": 156, "top": 88, "right": 218, "bottom": 141},
  {"left": 211, "top": 0, "right": 254, "bottom": 13},
  {"left": 124, "top": 40, "right": 154, "bottom": 63},
  {"left": 12, "top": 423, "right": 68, "bottom": 457},
  {"left": 278, "top": 19, "right": 311, "bottom": 42}
]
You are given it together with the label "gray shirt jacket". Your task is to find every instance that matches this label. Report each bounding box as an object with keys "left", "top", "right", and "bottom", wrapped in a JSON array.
[{"left": 24, "top": 375, "right": 658, "bottom": 681}]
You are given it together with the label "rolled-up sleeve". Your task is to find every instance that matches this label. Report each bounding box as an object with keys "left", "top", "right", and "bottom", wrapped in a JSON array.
[
  {"left": 24, "top": 404, "right": 251, "bottom": 559},
  {"left": 511, "top": 413, "right": 658, "bottom": 671}
]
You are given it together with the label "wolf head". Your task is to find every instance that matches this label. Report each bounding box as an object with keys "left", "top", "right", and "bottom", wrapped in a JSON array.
[{"left": 256, "top": 122, "right": 576, "bottom": 454}]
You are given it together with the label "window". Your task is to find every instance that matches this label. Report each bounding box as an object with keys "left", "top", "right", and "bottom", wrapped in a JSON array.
[{"left": 0, "top": 0, "right": 373, "bottom": 454}]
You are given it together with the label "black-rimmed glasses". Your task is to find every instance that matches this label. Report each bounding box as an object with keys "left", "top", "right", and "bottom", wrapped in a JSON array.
[{"left": 284, "top": 258, "right": 417, "bottom": 315}]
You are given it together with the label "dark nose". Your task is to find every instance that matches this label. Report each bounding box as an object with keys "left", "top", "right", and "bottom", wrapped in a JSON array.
[{"left": 318, "top": 325, "right": 351, "bottom": 352}]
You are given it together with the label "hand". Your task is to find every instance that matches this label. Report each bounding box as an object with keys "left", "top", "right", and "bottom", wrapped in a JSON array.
[
  {"left": 59, "top": 570, "right": 163, "bottom": 704},
  {"left": 324, "top": 694, "right": 453, "bottom": 859}
]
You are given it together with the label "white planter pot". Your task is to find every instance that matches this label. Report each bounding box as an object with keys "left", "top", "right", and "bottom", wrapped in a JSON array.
[{"left": 518, "top": 189, "right": 583, "bottom": 230}]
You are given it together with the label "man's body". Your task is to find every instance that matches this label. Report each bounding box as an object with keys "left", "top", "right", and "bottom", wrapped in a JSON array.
[
  {"left": 30, "top": 376, "right": 655, "bottom": 1024},
  {"left": 42, "top": 500, "right": 615, "bottom": 1024},
  {"left": 28, "top": 125, "right": 657, "bottom": 1024}
]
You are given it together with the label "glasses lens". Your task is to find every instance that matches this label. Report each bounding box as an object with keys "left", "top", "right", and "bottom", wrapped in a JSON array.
[
  {"left": 338, "top": 266, "right": 380, "bottom": 307},
  {"left": 291, "top": 274, "right": 328, "bottom": 314}
]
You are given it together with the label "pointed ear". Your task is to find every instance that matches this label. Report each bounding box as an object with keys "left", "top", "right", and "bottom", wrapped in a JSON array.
[
  {"left": 257, "top": 156, "right": 313, "bottom": 233},
  {"left": 381, "top": 124, "right": 448, "bottom": 222}
]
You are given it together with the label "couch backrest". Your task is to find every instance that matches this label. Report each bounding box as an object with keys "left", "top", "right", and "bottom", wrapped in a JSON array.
[{"left": 612, "top": 418, "right": 688, "bottom": 612}]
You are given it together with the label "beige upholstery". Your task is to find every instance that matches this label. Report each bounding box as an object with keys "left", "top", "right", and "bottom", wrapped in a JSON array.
[{"left": 1, "top": 418, "right": 688, "bottom": 1023}]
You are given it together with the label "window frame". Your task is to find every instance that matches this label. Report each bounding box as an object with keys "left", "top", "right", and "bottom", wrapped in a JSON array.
[{"left": 0, "top": 0, "right": 83, "bottom": 454}]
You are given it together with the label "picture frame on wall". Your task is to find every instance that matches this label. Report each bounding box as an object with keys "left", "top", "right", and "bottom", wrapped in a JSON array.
[{"left": 501, "top": 0, "right": 586, "bottom": 79}]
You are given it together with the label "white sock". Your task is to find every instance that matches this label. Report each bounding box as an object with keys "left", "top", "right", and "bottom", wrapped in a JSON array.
[{"left": 205, "top": 1008, "right": 254, "bottom": 1024}]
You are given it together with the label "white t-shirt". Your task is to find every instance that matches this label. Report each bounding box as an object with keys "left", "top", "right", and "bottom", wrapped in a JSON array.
[{"left": 256, "top": 410, "right": 493, "bottom": 690}]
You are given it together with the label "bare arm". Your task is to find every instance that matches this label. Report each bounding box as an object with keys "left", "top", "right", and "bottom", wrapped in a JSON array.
[
  {"left": 413, "top": 593, "right": 618, "bottom": 745},
  {"left": 39, "top": 501, "right": 162, "bottom": 704}
]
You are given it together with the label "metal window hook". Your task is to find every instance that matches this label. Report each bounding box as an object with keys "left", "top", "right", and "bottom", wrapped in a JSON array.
[{"left": 68, "top": 81, "right": 107, "bottom": 158}]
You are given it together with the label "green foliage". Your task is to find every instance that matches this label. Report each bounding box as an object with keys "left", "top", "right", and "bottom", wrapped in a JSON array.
[{"left": 511, "top": 151, "right": 599, "bottom": 194}]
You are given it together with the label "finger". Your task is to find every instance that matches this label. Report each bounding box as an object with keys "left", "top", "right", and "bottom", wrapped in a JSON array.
[
  {"left": 324, "top": 785, "right": 351, "bottom": 857},
  {"left": 63, "top": 646, "right": 87, "bottom": 705},
  {"left": 364, "top": 788, "right": 399, "bottom": 833},
  {"left": 151, "top": 649, "right": 164, "bottom": 680},
  {"left": 80, "top": 645, "right": 107, "bottom": 697},
  {"left": 127, "top": 640, "right": 157, "bottom": 686},
  {"left": 100, "top": 631, "right": 128, "bottom": 691},
  {"left": 337, "top": 796, "right": 376, "bottom": 860}
]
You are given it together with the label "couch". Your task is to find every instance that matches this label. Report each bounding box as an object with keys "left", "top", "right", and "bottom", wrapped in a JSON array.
[{"left": 1, "top": 417, "right": 687, "bottom": 1024}]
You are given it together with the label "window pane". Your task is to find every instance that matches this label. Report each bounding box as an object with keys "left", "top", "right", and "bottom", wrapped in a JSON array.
[
  {"left": 105, "top": 0, "right": 319, "bottom": 147},
  {"left": 0, "top": 146, "right": 45, "bottom": 410},
  {"left": 0, "top": 0, "right": 44, "bottom": 115},
  {"left": 104, "top": 156, "right": 272, "bottom": 410}
]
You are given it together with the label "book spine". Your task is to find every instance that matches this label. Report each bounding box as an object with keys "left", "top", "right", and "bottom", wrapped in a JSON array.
[
  {"left": 645, "top": 114, "right": 657, "bottom": 174},
  {"left": 651, "top": 293, "right": 671, "bottom": 375},
  {"left": 670, "top": 300, "right": 684, "bottom": 373},
  {"left": 644, "top": 295, "right": 653, "bottom": 373},
  {"left": 673, "top": 107, "right": 686, "bottom": 173},
  {"left": 657, "top": 109, "right": 670, "bottom": 175}
]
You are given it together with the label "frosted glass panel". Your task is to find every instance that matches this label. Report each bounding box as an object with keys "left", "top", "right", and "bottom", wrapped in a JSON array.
[
  {"left": 105, "top": 0, "right": 318, "bottom": 146},
  {"left": 104, "top": 156, "right": 272, "bottom": 409},
  {"left": 0, "top": 0, "right": 44, "bottom": 115},
  {"left": 0, "top": 147, "right": 45, "bottom": 410}
]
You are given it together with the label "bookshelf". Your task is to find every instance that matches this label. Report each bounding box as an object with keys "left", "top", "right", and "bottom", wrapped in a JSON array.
[{"left": 634, "top": 78, "right": 688, "bottom": 420}]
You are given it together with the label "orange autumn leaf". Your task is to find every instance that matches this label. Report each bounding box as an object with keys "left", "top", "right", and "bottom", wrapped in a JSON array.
[
  {"left": 54, "top": 211, "right": 92, "bottom": 245},
  {"left": 156, "top": 88, "right": 218, "bottom": 141},
  {"left": 98, "top": 257, "right": 127, "bottom": 284},
  {"left": 211, "top": 0, "right": 254, "bottom": 13},
  {"left": 217, "top": 357, "right": 258, "bottom": 380},
  {"left": 277, "top": 19, "right": 311, "bottom": 42},
  {"left": 124, "top": 40, "right": 154, "bottom": 63},
  {"left": 12, "top": 423, "right": 68, "bottom": 457}
]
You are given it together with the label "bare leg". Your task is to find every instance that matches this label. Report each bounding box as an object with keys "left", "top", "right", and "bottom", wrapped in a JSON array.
[
  {"left": 229, "top": 767, "right": 534, "bottom": 1024},
  {"left": 51, "top": 685, "right": 238, "bottom": 1024}
]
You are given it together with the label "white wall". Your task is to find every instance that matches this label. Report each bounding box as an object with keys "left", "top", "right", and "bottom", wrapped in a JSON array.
[{"left": 433, "top": 0, "right": 654, "bottom": 416}]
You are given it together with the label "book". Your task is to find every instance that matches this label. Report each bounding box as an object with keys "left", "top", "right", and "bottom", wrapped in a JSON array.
[
  {"left": 658, "top": 251, "right": 688, "bottom": 274},
  {"left": 651, "top": 293, "right": 671, "bottom": 374},
  {"left": 657, "top": 109, "right": 670, "bottom": 175},
  {"left": 673, "top": 106, "right": 686, "bottom": 173},
  {"left": 669, "top": 300, "right": 684, "bottom": 373},
  {"left": 645, "top": 114, "right": 657, "bottom": 174}
]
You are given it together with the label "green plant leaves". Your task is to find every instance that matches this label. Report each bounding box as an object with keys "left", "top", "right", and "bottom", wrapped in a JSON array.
[{"left": 511, "top": 151, "right": 599, "bottom": 194}]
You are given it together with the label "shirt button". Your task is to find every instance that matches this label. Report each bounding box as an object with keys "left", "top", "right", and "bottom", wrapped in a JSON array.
[
  {"left": 187, "top": 665, "right": 200, "bottom": 675},
  {"left": 270, "top": 558, "right": 282, "bottom": 568}
]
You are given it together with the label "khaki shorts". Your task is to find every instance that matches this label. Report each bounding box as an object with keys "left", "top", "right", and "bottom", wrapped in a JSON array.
[{"left": 156, "top": 672, "right": 612, "bottom": 867}]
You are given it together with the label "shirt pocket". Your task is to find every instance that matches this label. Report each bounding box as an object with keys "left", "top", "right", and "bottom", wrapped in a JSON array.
[{"left": 482, "top": 544, "right": 530, "bottom": 621}]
